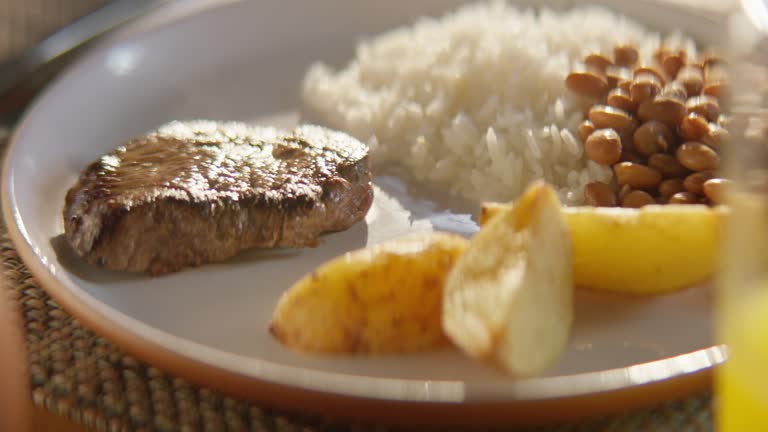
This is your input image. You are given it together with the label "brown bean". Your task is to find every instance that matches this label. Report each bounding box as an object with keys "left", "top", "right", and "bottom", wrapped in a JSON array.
[
  {"left": 584, "top": 181, "right": 618, "bottom": 207},
  {"left": 618, "top": 117, "right": 639, "bottom": 143},
  {"left": 637, "top": 96, "right": 687, "bottom": 127},
  {"left": 617, "top": 79, "right": 632, "bottom": 93},
  {"left": 620, "top": 130, "right": 636, "bottom": 149},
  {"left": 679, "top": 113, "right": 710, "bottom": 141},
  {"left": 618, "top": 184, "right": 632, "bottom": 200},
  {"left": 585, "top": 129, "right": 623, "bottom": 165},
  {"left": 702, "top": 81, "right": 726, "bottom": 98},
  {"left": 665, "top": 46, "right": 688, "bottom": 61},
  {"left": 634, "top": 65, "right": 666, "bottom": 85},
  {"left": 606, "top": 66, "right": 632, "bottom": 88},
  {"left": 688, "top": 58, "right": 705, "bottom": 71},
  {"left": 683, "top": 171, "right": 717, "bottom": 194},
  {"left": 633, "top": 121, "right": 675, "bottom": 156},
  {"left": 686, "top": 95, "right": 720, "bottom": 122},
  {"left": 676, "top": 141, "right": 720, "bottom": 171},
  {"left": 687, "top": 94, "right": 719, "bottom": 117},
  {"left": 614, "top": 44, "right": 639, "bottom": 67},
  {"left": 703, "top": 64, "right": 729, "bottom": 98},
  {"left": 659, "top": 178, "right": 685, "bottom": 198},
  {"left": 662, "top": 52, "right": 686, "bottom": 78},
  {"left": 588, "top": 105, "right": 635, "bottom": 134},
  {"left": 621, "top": 190, "right": 655, "bottom": 208},
  {"left": 614, "top": 162, "right": 663, "bottom": 190},
  {"left": 702, "top": 178, "right": 731, "bottom": 204},
  {"left": 653, "top": 48, "right": 669, "bottom": 65},
  {"left": 566, "top": 69, "right": 609, "bottom": 98},
  {"left": 676, "top": 65, "right": 704, "bottom": 96},
  {"left": 630, "top": 72, "right": 662, "bottom": 104},
  {"left": 606, "top": 88, "right": 636, "bottom": 113},
  {"left": 701, "top": 123, "right": 728, "bottom": 152},
  {"left": 660, "top": 81, "right": 687, "bottom": 101},
  {"left": 584, "top": 53, "right": 613, "bottom": 73},
  {"left": 701, "top": 52, "right": 724, "bottom": 68},
  {"left": 577, "top": 120, "right": 595, "bottom": 143},
  {"left": 649, "top": 153, "right": 689, "bottom": 178},
  {"left": 668, "top": 191, "right": 699, "bottom": 204}
]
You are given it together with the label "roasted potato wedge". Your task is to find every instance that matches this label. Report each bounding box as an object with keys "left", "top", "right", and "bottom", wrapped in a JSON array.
[
  {"left": 270, "top": 233, "right": 469, "bottom": 354},
  {"left": 444, "top": 182, "right": 573, "bottom": 376},
  {"left": 481, "top": 202, "right": 724, "bottom": 294}
]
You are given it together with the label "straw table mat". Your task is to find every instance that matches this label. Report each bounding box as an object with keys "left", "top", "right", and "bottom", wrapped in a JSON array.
[{"left": 0, "top": 1, "right": 716, "bottom": 431}]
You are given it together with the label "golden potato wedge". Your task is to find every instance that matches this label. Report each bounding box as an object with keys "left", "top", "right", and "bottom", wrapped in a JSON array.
[
  {"left": 443, "top": 182, "right": 573, "bottom": 376},
  {"left": 480, "top": 202, "right": 724, "bottom": 294},
  {"left": 270, "top": 233, "right": 469, "bottom": 354}
]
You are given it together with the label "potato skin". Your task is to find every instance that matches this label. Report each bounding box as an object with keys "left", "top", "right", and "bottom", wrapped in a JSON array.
[
  {"left": 480, "top": 203, "right": 724, "bottom": 294},
  {"left": 269, "top": 233, "right": 469, "bottom": 354},
  {"left": 444, "top": 182, "right": 573, "bottom": 376}
]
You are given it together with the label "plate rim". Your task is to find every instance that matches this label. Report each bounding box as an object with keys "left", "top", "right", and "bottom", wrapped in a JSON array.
[{"left": 0, "top": 0, "right": 726, "bottom": 425}]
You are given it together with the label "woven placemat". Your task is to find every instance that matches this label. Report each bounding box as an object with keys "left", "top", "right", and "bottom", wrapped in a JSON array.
[{"left": 0, "top": 128, "right": 714, "bottom": 432}]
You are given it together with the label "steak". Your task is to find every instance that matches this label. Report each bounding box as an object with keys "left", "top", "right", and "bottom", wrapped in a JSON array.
[{"left": 63, "top": 120, "right": 373, "bottom": 275}]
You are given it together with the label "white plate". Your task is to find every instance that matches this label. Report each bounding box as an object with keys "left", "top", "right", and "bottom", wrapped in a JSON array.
[{"left": 2, "top": 0, "right": 729, "bottom": 426}]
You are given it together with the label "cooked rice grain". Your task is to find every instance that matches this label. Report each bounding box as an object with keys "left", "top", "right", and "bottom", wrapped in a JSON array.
[{"left": 302, "top": 2, "right": 693, "bottom": 205}]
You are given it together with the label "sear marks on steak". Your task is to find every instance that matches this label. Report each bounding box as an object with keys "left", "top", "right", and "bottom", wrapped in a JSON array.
[{"left": 63, "top": 120, "right": 373, "bottom": 275}]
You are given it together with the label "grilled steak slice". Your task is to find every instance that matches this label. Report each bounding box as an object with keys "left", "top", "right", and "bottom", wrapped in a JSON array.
[{"left": 63, "top": 120, "right": 373, "bottom": 275}]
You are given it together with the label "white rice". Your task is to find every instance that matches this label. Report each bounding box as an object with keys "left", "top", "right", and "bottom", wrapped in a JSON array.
[{"left": 302, "top": 2, "right": 694, "bottom": 205}]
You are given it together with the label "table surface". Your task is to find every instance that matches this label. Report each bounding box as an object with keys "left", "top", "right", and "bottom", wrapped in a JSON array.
[{"left": 0, "top": 0, "right": 737, "bottom": 431}]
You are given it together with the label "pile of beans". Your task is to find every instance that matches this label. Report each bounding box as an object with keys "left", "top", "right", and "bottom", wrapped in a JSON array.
[{"left": 566, "top": 43, "right": 732, "bottom": 207}]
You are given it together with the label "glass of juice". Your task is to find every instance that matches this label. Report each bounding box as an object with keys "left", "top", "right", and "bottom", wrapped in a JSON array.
[{"left": 718, "top": 1, "right": 768, "bottom": 429}]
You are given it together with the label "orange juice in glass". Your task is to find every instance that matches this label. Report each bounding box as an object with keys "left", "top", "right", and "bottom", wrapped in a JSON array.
[
  {"left": 718, "top": 1, "right": 768, "bottom": 428},
  {"left": 718, "top": 194, "right": 768, "bottom": 430}
]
